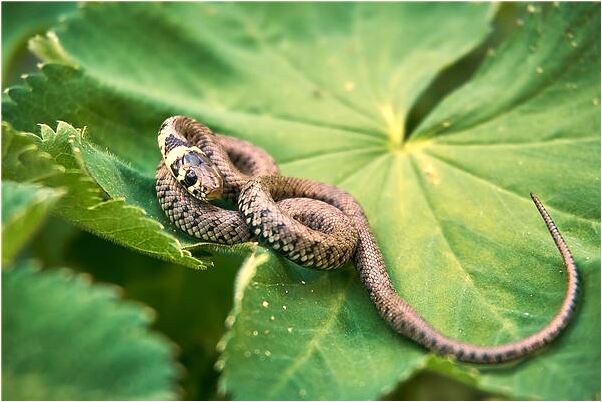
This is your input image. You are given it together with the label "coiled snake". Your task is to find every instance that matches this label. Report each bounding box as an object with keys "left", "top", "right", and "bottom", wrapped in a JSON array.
[{"left": 156, "top": 116, "right": 579, "bottom": 363}]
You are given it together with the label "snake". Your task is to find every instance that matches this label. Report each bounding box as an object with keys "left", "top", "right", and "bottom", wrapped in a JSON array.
[{"left": 156, "top": 115, "right": 579, "bottom": 364}]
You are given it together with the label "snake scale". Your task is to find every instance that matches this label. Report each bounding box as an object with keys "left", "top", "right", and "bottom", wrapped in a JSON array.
[{"left": 156, "top": 115, "right": 579, "bottom": 364}]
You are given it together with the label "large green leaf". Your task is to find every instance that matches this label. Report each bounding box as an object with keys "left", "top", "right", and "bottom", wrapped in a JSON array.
[
  {"left": 407, "top": 5, "right": 601, "bottom": 399},
  {"left": 2, "top": 2, "right": 599, "bottom": 400},
  {"left": 2, "top": 261, "right": 179, "bottom": 400},
  {"left": 1, "top": 181, "right": 64, "bottom": 265}
]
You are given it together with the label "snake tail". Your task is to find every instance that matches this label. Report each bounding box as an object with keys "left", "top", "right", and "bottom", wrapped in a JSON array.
[{"left": 358, "top": 192, "right": 579, "bottom": 363}]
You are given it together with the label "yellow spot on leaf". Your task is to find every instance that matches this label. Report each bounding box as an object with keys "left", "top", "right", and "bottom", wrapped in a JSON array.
[
  {"left": 422, "top": 162, "right": 440, "bottom": 185},
  {"left": 380, "top": 104, "right": 404, "bottom": 149}
]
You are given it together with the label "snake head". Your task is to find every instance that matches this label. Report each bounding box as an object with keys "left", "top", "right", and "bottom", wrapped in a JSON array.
[{"left": 173, "top": 148, "right": 223, "bottom": 201}]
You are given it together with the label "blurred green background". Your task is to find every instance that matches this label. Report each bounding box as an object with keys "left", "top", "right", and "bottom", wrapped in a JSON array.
[{"left": 2, "top": 2, "right": 526, "bottom": 400}]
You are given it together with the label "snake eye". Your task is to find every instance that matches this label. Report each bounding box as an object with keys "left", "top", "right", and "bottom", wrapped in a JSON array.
[
  {"left": 184, "top": 152, "right": 202, "bottom": 165},
  {"left": 183, "top": 170, "right": 197, "bottom": 186}
]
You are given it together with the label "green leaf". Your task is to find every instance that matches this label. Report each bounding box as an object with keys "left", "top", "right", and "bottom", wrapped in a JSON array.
[
  {"left": 52, "top": 225, "right": 247, "bottom": 400},
  {"left": 1, "top": 122, "right": 207, "bottom": 268},
  {"left": 2, "top": 261, "right": 179, "bottom": 400},
  {"left": 1, "top": 181, "right": 64, "bottom": 265},
  {"left": 2, "top": 2, "right": 600, "bottom": 400},
  {"left": 408, "top": 5, "right": 601, "bottom": 399},
  {"left": 477, "top": 258, "right": 601, "bottom": 400},
  {"left": 217, "top": 250, "right": 426, "bottom": 400},
  {"left": 1, "top": 2, "right": 76, "bottom": 83}
]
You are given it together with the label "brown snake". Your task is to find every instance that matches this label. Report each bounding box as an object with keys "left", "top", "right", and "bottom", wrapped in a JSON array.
[{"left": 156, "top": 115, "right": 579, "bottom": 363}]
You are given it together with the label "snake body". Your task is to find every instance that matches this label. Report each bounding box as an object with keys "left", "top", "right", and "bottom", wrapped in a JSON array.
[{"left": 156, "top": 116, "right": 579, "bottom": 364}]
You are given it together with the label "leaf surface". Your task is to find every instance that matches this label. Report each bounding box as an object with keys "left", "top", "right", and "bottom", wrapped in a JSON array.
[
  {"left": 2, "top": 261, "right": 179, "bottom": 400},
  {"left": 217, "top": 250, "right": 426, "bottom": 400},
  {"left": 1, "top": 181, "right": 64, "bottom": 265},
  {"left": 2, "top": 3, "right": 599, "bottom": 400}
]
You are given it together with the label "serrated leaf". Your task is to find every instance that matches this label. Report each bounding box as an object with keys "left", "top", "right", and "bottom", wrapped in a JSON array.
[
  {"left": 58, "top": 229, "right": 247, "bottom": 400},
  {"left": 1, "top": 181, "right": 65, "bottom": 265},
  {"left": 2, "top": 261, "right": 179, "bottom": 400},
  {"left": 1, "top": 122, "right": 207, "bottom": 268},
  {"left": 2, "top": 2, "right": 600, "bottom": 400}
]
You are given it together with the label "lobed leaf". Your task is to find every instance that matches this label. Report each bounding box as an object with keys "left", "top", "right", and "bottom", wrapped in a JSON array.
[
  {"left": 1, "top": 122, "right": 207, "bottom": 268},
  {"left": 2, "top": 261, "right": 179, "bottom": 400},
  {"left": 2, "top": 3, "right": 599, "bottom": 400}
]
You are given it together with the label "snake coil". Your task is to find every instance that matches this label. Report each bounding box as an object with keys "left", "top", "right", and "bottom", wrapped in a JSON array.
[{"left": 156, "top": 115, "right": 579, "bottom": 363}]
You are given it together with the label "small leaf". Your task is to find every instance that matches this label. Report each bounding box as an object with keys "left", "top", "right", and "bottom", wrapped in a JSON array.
[
  {"left": 1, "top": 181, "right": 65, "bottom": 265},
  {"left": 1, "top": 122, "right": 207, "bottom": 269},
  {"left": 29, "top": 31, "right": 77, "bottom": 67},
  {"left": 1, "top": 1, "right": 76, "bottom": 82},
  {"left": 2, "top": 261, "right": 179, "bottom": 400}
]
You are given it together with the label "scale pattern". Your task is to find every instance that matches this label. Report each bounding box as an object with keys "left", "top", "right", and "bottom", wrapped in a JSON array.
[{"left": 156, "top": 116, "right": 579, "bottom": 363}]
